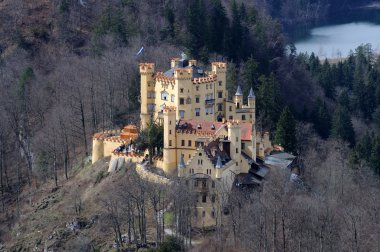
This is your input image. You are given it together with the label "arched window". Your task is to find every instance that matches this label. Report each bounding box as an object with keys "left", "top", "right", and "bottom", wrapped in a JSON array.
[{"left": 186, "top": 97, "right": 191, "bottom": 104}]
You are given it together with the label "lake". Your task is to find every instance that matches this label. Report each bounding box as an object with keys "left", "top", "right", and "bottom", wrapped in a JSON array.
[{"left": 289, "top": 8, "right": 380, "bottom": 59}]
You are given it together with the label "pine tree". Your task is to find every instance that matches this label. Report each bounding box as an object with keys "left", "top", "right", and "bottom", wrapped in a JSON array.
[
  {"left": 226, "top": 0, "right": 243, "bottom": 61},
  {"left": 311, "top": 98, "right": 331, "bottom": 139},
  {"left": 186, "top": 0, "right": 207, "bottom": 59},
  {"left": 207, "top": 0, "right": 228, "bottom": 54},
  {"left": 369, "top": 137, "right": 380, "bottom": 176},
  {"left": 331, "top": 106, "right": 355, "bottom": 146},
  {"left": 242, "top": 56, "right": 259, "bottom": 94},
  {"left": 274, "top": 106, "right": 297, "bottom": 153}
]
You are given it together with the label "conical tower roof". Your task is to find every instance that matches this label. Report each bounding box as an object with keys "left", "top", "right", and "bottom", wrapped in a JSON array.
[
  {"left": 215, "top": 155, "right": 223, "bottom": 169},
  {"left": 248, "top": 87, "right": 255, "bottom": 98},
  {"left": 179, "top": 154, "right": 186, "bottom": 169},
  {"left": 235, "top": 85, "right": 243, "bottom": 96}
]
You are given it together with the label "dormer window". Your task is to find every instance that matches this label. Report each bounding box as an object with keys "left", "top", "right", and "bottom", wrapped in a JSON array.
[
  {"left": 197, "top": 124, "right": 202, "bottom": 129},
  {"left": 211, "top": 124, "right": 215, "bottom": 130}
]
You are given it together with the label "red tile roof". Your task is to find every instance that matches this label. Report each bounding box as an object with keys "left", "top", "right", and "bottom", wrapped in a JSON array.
[{"left": 177, "top": 119, "right": 253, "bottom": 141}]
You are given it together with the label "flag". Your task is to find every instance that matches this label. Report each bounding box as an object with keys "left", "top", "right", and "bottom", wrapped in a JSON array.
[{"left": 136, "top": 46, "right": 144, "bottom": 57}]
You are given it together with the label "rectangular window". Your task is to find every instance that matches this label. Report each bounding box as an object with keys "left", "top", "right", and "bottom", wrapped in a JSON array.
[
  {"left": 236, "top": 137, "right": 238, "bottom": 142},
  {"left": 206, "top": 107, "right": 209, "bottom": 115},
  {"left": 211, "top": 195, "right": 215, "bottom": 203},
  {"left": 148, "top": 92, "right": 151, "bottom": 98},
  {"left": 219, "top": 81, "right": 222, "bottom": 86},
  {"left": 196, "top": 96, "right": 200, "bottom": 103},
  {"left": 241, "top": 142, "right": 245, "bottom": 149},
  {"left": 181, "top": 140, "right": 185, "bottom": 146},
  {"left": 195, "top": 108, "right": 200, "bottom": 116},
  {"left": 218, "top": 103, "right": 223, "bottom": 111},
  {"left": 218, "top": 91, "right": 223, "bottom": 98},
  {"left": 210, "top": 107, "right": 213, "bottom": 114},
  {"left": 188, "top": 140, "right": 192, "bottom": 147},
  {"left": 202, "top": 194, "right": 207, "bottom": 203},
  {"left": 202, "top": 211, "right": 206, "bottom": 217},
  {"left": 196, "top": 86, "right": 199, "bottom": 91},
  {"left": 229, "top": 116, "right": 233, "bottom": 120},
  {"left": 180, "top": 98, "right": 184, "bottom": 105},
  {"left": 169, "top": 130, "right": 172, "bottom": 135},
  {"left": 229, "top": 106, "right": 232, "bottom": 111},
  {"left": 180, "top": 88, "right": 184, "bottom": 93},
  {"left": 161, "top": 91, "right": 168, "bottom": 101},
  {"left": 236, "top": 148, "right": 238, "bottom": 153},
  {"left": 153, "top": 92, "right": 156, "bottom": 98},
  {"left": 169, "top": 140, "right": 172, "bottom": 146},
  {"left": 180, "top": 110, "right": 185, "bottom": 118},
  {"left": 202, "top": 180, "right": 207, "bottom": 188},
  {"left": 242, "top": 114, "right": 246, "bottom": 120}
]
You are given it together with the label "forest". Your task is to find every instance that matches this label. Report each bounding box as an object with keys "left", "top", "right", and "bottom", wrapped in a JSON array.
[{"left": 0, "top": 0, "right": 379, "bottom": 251}]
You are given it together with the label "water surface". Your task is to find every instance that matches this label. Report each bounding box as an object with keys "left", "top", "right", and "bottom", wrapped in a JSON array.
[{"left": 294, "top": 22, "right": 380, "bottom": 58}]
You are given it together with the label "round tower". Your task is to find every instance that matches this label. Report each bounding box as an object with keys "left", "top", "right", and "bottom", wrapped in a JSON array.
[
  {"left": 248, "top": 87, "right": 256, "bottom": 124},
  {"left": 234, "top": 85, "right": 243, "bottom": 109},
  {"left": 139, "top": 63, "right": 155, "bottom": 130},
  {"left": 92, "top": 136, "right": 104, "bottom": 164},
  {"left": 215, "top": 155, "right": 223, "bottom": 179},
  {"left": 178, "top": 153, "right": 186, "bottom": 177},
  {"left": 228, "top": 121, "right": 242, "bottom": 171},
  {"left": 163, "top": 107, "right": 177, "bottom": 175}
]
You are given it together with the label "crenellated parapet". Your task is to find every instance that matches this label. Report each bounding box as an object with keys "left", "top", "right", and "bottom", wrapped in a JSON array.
[
  {"left": 139, "top": 63, "right": 155, "bottom": 74},
  {"left": 192, "top": 74, "right": 217, "bottom": 84},
  {"left": 174, "top": 68, "right": 192, "bottom": 80},
  {"left": 212, "top": 62, "right": 227, "bottom": 73}
]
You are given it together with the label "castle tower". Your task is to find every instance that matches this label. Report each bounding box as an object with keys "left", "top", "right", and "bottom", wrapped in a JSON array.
[
  {"left": 139, "top": 63, "right": 155, "bottom": 129},
  {"left": 228, "top": 121, "right": 242, "bottom": 171},
  {"left": 92, "top": 137, "right": 104, "bottom": 164},
  {"left": 248, "top": 87, "right": 256, "bottom": 124},
  {"left": 235, "top": 85, "right": 243, "bottom": 109},
  {"left": 178, "top": 153, "right": 186, "bottom": 177},
  {"left": 215, "top": 155, "right": 223, "bottom": 179},
  {"left": 163, "top": 107, "right": 177, "bottom": 174},
  {"left": 174, "top": 68, "right": 193, "bottom": 120},
  {"left": 212, "top": 62, "right": 227, "bottom": 114}
]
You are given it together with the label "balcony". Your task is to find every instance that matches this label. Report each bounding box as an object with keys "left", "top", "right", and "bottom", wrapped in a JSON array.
[{"left": 205, "top": 99, "right": 215, "bottom": 106}]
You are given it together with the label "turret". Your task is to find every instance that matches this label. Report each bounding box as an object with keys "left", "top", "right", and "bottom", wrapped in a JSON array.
[
  {"left": 248, "top": 88, "right": 255, "bottom": 108},
  {"left": 227, "top": 121, "right": 242, "bottom": 171},
  {"left": 248, "top": 87, "right": 256, "bottom": 124},
  {"left": 215, "top": 155, "right": 223, "bottom": 179},
  {"left": 163, "top": 107, "right": 177, "bottom": 175},
  {"left": 139, "top": 63, "right": 155, "bottom": 129},
  {"left": 178, "top": 153, "right": 186, "bottom": 177},
  {"left": 235, "top": 85, "right": 243, "bottom": 109},
  {"left": 92, "top": 137, "right": 104, "bottom": 164}
]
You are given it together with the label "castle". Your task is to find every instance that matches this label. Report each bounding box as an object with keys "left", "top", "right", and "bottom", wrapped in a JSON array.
[{"left": 92, "top": 54, "right": 273, "bottom": 227}]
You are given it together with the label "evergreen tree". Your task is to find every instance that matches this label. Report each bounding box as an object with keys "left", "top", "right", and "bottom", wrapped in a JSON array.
[
  {"left": 257, "top": 73, "right": 282, "bottom": 130},
  {"left": 355, "top": 131, "right": 373, "bottom": 163},
  {"left": 186, "top": 0, "right": 207, "bottom": 59},
  {"left": 311, "top": 98, "right": 331, "bottom": 139},
  {"left": 226, "top": 1, "right": 243, "bottom": 61},
  {"left": 369, "top": 137, "right": 380, "bottom": 176},
  {"left": 274, "top": 106, "right": 297, "bottom": 153},
  {"left": 207, "top": 0, "right": 228, "bottom": 54},
  {"left": 331, "top": 106, "right": 355, "bottom": 146},
  {"left": 242, "top": 56, "right": 259, "bottom": 94}
]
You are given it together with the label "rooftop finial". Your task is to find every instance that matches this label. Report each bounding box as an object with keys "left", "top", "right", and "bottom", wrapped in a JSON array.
[
  {"left": 235, "top": 85, "right": 243, "bottom": 96},
  {"left": 248, "top": 87, "right": 255, "bottom": 98}
]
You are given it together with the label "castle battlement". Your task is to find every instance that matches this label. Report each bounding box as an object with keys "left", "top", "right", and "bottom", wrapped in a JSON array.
[
  {"left": 193, "top": 75, "right": 217, "bottom": 84},
  {"left": 163, "top": 106, "right": 176, "bottom": 112}
]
